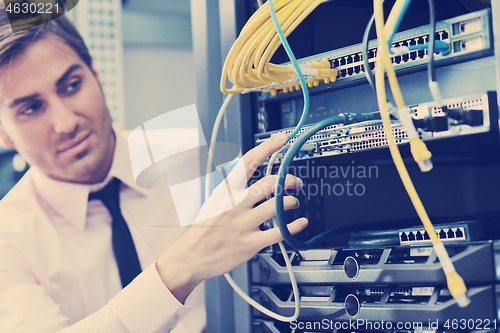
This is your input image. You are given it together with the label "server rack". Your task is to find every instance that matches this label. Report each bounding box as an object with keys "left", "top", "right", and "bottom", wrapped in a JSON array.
[{"left": 192, "top": 1, "right": 500, "bottom": 332}]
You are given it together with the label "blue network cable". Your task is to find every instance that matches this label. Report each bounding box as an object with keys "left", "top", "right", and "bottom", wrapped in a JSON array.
[
  {"left": 275, "top": 112, "right": 382, "bottom": 250},
  {"left": 267, "top": 0, "right": 310, "bottom": 140}
]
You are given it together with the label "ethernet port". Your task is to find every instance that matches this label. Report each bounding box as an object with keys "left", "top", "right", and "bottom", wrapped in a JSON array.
[
  {"left": 408, "top": 232, "right": 416, "bottom": 241},
  {"left": 409, "top": 51, "right": 417, "bottom": 61},
  {"left": 447, "top": 229, "right": 455, "bottom": 239},
  {"left": 455, "top": 227, "right": 464, "bottom": 238},
  {"left": 347, "top": 67, "right": 353, "bottom": 76},
  {"left": 417, "top": 49, "right": 425, "bottom": 59},
  {"left": 416, "top": 231, "right": 423, "bottom": 241},
  {"left": 340, "top": 69, "right": 346, "bottom": 78},
  {"left": 441, "top": 30, "right": 449, "bottom": 40},
  {"left": 423, "top": 231, "right": 430, "bottom": 240},
  {"left": 439, "top": 229, "right": 447, "bottom": 239},
  {"left": 402, "top": 53, "right": 409, "bottom": 63},
  {"left": 340, "top": 57, "right": 346, "bottom": 66},
  {"left": 354, "top": 65, "right": 361, "bottom": 74},
  {"left": 393, "top": 55, "right": 401, "bottom": 64}
]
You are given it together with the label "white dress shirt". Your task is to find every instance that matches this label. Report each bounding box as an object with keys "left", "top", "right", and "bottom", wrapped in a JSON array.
[{"left": 0, "top": 130, "right": 206, "bottom": 332}]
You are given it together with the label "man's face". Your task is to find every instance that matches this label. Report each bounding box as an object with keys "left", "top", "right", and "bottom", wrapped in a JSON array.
[{"left": 0, "top": 36, "right": 114, "bottom": 184}]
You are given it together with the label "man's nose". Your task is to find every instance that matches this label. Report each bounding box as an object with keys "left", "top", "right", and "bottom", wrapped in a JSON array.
[{"left": 50, "top": 97, "right": 79, "bottom": 134}]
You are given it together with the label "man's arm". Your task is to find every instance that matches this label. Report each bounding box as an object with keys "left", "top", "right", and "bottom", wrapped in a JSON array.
[{"left": 157, "top": 132, "right": 307, "bottom": 303}]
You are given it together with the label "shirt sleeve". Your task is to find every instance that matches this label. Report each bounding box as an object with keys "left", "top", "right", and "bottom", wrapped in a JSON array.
[
  {"left": 107, "top": 263, "right": 192, "bottom": 332},
  {"left": 0, "top": 255, "right": 192, "bottom": 333}
]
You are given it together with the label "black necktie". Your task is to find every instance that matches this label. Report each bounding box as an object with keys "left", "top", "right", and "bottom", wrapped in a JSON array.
[{"left": 88, "top": 178, "right": 142, "bottom": 288}]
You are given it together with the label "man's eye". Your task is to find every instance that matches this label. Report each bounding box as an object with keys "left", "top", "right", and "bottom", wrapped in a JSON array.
[
  {"left": 61, "top": 79, "right": 81, "bottom": 95},
  {"left": 19, "top": 101, "right": 43, "bottom": 116}
]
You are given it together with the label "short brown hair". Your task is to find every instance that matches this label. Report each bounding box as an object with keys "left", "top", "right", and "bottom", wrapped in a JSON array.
[{"left": 0, "top": 0, "right": 91, "bottom": 70}]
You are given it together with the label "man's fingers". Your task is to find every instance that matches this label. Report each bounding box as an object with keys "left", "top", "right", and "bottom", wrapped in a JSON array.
[
  {"left": 225, "top": 132, "right": 288, "bottom": 188},
  {"left": 246, "top": 196, "right": 300, "bottom": 228},
  {"left": 243, "top": 174, "right": 303, "bottom": 207},
  {"left": 257, "top": 218, "right": 308, "bottom": 248}
]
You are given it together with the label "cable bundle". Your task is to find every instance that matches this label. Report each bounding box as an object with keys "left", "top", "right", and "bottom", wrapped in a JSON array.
[
  {"left": 372, "top": 0, "right": 469, "bottom": 307},
  {"left": 220, "top": 0, "right": 323, "bottom": 94}
]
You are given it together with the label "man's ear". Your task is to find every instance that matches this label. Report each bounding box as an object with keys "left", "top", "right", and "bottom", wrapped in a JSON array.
[{"left": 0, "top": 125, "right": 14, "bottom": 149}]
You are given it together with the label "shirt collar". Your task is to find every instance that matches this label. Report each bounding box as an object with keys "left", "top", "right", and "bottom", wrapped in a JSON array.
[{"left": 32, "top": 128, "right": 147, "bottom": 231}]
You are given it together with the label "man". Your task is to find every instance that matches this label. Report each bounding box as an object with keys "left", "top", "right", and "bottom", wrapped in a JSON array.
[{"left": 0, "top": 4, "right": 307, "bottom": 333}]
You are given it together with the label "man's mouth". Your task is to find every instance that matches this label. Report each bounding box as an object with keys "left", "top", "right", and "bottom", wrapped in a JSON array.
[{"left": 57, "top": 132, "right": 92, "bottom": 154}]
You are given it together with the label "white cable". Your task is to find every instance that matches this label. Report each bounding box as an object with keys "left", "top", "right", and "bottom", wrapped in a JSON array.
[
  {"left": 205, "top": 93, "right": 234, "bottom": 193},
  {"left": 429, "top": 81, "right": 443, "bottom": 104},
  {"left": 204, "top": 93, "right": 300, "bottom": 321}
]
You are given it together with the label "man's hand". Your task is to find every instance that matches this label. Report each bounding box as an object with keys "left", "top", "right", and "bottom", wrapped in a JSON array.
[{"left": 156, "top": 132, "right": 307, "bottom": 303}]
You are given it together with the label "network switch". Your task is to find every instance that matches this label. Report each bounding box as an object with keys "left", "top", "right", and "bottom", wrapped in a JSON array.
[
  {"left": 252, "top": 9, "right": 492, "bottom": 97},
  {"left": 399, "top": 221, "right": 484, "bottom": 246}
]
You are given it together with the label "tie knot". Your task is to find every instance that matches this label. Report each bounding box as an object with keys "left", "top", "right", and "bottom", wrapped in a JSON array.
[{"left": 88, "top": 178, "right": 121, "bottom": 209}]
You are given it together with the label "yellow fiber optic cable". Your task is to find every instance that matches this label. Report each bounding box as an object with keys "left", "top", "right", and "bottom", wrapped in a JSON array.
[
  {"left": 383, "top": 0, "right": 406, "bottom": 40},
  {"left": 220, "top": 0, "right": 322, "bottom": 94},
  {"left": 250, "top": 0, "right": 302, "bottom": 81},
  {"left": 223, "top": 0, "right": 290, "bottom": 91},
  {"left": 257, "top": 0, "right": 316, "bottom": 78},
  {"left": 373, "top": 0, "right": 470, "bottom": 307}
]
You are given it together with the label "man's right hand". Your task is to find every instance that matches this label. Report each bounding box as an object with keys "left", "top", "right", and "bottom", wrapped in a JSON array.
[{"left": 156, "top": 132, "right": 307, "bottom": 304}]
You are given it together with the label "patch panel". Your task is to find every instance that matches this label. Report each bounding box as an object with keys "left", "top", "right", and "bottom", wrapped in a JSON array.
[
  {"left": 255, "top": 92, "right": 494, "bottom": 163},
  {"left": 250, "top": 9, "right": 493, "bottom": 99},
  {"left": 254, "top": 9, "right": 491, "bottom": 97},
  {"left": 258, "top": 121, "right": 409, "bottom": 159}
]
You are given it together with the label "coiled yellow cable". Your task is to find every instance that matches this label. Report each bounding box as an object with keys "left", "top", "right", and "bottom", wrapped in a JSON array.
[{"left": 221, "top": 0, "right": 322, "bottom": 94}]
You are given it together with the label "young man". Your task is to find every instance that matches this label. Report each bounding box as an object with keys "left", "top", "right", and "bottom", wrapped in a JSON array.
[{"left": 0, "top": 6, "right": 307, "bottom": 333}]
